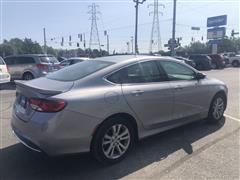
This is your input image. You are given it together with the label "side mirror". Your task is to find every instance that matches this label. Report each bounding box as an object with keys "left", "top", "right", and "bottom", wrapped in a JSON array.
[{"left": 196, "top": 72, "right": 206, "bottom": 80}]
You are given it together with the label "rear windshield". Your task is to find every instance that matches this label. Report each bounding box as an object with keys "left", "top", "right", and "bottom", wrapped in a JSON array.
[
  {"left": 39, "top": 56, "right": 59, "bottom": 63},
  {"left": 47, "top": 60, "right": 113, "bottom": 81},
  {"left": 0, "top": 57, "right": 5, "bottom": 65}
]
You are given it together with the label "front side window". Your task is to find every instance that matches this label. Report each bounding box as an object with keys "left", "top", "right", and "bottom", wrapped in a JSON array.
[
  {"left": 107, "top": 61, "right": 164, "bottom": 84},
  {"left": 159, "top": 61, "right": 196, "bottom": 81}
]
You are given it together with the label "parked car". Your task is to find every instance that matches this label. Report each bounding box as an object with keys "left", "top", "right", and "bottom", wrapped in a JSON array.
[
  {"left": 12, "top": 55, "right": 227, "bottom": 164},
  {"left": 59, "top": 57, "right": 89, "bottom": 68},
  {"left": 0, "top": 56, "right": 11, "bottom": 84},
  {"left": 226, "top": 54, "right": 240, "bottom": 67},
  {"left": 188, "top": 54, "right": 212, "bottom": 70},
  {"left": 231, "top": 55, "right": 240, "bottom": 67},
  {"left": 174, "top": 56, "right": 196, "bottom": 68},
  {"left": 208, "top": 54, "right": 225, "bottom": 69},
  {"left": 220, "top": 52, "right": 235, "bottom": 65},
  {"left": 57, "top": 56, "right": 67, "bottom": 62},
  {"left": 4, "top": 54, "right": 60, "bottom": 80}
]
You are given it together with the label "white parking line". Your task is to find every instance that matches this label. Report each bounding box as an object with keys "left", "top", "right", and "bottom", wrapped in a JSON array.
[{"left": 224, "top": 114, "right": 240, "bottom": 122}]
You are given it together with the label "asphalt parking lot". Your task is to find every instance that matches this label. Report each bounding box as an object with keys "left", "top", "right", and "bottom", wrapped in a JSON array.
[{"left": 0, "top": 68, "right": 239, "bottom": 180}]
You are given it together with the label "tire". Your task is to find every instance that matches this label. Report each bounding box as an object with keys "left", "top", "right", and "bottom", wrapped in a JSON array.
[
  {"left": 232, "top": 60, "right": 240, "bottom": 67},
  {"left": 23, "top": 72, "right": 34, "bottom": 80},
  {"left": 211, "top": 63, "right": 217, "bottom": 69},
  {"left": 91, "top": 117, "right": 135, "bottom": 164},
  {"left": 208, "top": 93, "right": 226, "bottom": 123}
]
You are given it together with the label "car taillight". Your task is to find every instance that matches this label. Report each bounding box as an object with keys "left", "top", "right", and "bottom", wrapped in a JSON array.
[
  {"left": 29, "top": 98, "right": 66, "bottom": 112},
  {"left": 36, "top": 64, "right": 48, "bottom": 70}
]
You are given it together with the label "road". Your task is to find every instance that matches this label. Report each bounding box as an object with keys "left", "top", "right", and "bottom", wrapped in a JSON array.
[{"left": 0, "top": 68, "right": 239, "bottom": 180}]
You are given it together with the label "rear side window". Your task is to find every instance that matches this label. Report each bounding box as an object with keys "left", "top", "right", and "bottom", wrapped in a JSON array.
[
  {"left": 39, "top": 56, "right": 59, "bottom": 63},
  {"left": 107, "top": 63, "right": 143, "bottom": 84},
  {"left": 107, "top": 61, "right": 164, "bottom": 84},
  {"left": 4, "top": 57, "right": 16, "bottom": 65},
  {"left": 159, "top": 61, "right": 196, "bottom": 81},
  {"left": 17, "top": 57, "right": 35, "bottom": 64},
  {"left": 47, "top": 60, "right": 113, "bottom": 81},
  {"left": 0, "top": 57, "right": 5, "bottom": 65}
]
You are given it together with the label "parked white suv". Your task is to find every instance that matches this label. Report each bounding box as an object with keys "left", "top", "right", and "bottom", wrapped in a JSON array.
[
  {"left": 222, "top": 52, "right": 240, "bottom": 67},
  {"left": 0, "top": 56, "right": 11, "bottom": 84}
]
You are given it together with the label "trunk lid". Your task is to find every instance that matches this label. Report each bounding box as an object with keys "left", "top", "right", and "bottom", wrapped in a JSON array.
[{"left": 14, "top": 77, "right": 74, "bottom": 122}]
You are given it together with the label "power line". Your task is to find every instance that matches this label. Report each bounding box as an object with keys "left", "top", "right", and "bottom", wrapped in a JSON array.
[
  {"left": 88, "top": 3, "right": 101, "bottom": 50},
  {"left": 149, "top": 0, "right": 164, "bottom": 53}
]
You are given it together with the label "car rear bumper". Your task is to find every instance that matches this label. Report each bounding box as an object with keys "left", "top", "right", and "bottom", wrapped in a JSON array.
[{"left": 11, "top": 108, "right": 99, "bottom": 156}]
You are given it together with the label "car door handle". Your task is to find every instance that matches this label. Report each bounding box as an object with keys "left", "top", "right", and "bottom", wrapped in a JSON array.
[
  {"left": 131, "top": 90, "right": 144, "bottom": 96},
  {"left": 174, "top": 85, "right": 183, "bottom": 90}
]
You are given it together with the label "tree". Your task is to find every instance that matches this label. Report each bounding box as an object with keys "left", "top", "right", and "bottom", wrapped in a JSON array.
[
  {"left": 22, "top": 38, "right": 42, "bottom": 54},
  {"left": 0, "top": 43, "right": 14, "bottom": 57},
  {"left": 184, "top": 41, "right": 211, "bottom": 54},
  {"left": 46, "top": 46, "right": 57, "bottom": 56}
]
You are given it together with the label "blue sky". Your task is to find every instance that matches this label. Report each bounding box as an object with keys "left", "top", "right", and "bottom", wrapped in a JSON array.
[{"left": 1, "top": 0, "right": 239, "bottom": 53}]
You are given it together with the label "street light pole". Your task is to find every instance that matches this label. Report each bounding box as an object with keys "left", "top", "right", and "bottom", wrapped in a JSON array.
[
  {"left": 171, "top": 0, "right": 177, "bottom": 56},
  {"left": 43, "top": 28, "right": 47, "bottom": 54},
  {"left": 107, "top": 34, "right": 109, "bottom": 55},
  {"left": 133, "top": 0, "right": 146, "bottom": 54},
  {"left": 104, "top": 30, "right": 110, "bottom": 55},
  {"left": 131, "top": 36, "right": 134, "bottom": 54}
]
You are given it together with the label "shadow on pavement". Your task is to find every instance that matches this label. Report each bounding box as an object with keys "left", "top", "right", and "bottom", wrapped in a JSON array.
[{"left": 0, "top": 118, "right": 225, "bottom": 179}]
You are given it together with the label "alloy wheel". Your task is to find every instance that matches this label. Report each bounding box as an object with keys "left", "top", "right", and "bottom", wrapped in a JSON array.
[
  {"left": 212, "top": 97, "right": 224, "bottom": 120},
  {"left": 102, "top": 124, "right": 131, "bottom": 159},
  {"left": 23, "top": 73, "right": 33, "bottom": 80}
]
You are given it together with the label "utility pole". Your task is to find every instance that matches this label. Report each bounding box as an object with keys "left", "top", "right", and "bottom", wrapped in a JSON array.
[
  {"left": 107, "top": 35, "right": 109, "bottom": 55},
  {"left": 83, "top": 33, "right": 86, "bottom": 50},
  {"left": 133, "top": 0, "right": 146, "bottom": 54},
  {"left": 104, "top": 30, "right": 110, "bottom": 55},
  {"left": 131, "top": 36, "right": 134, "bottom": 54},
  {"left": 126, "top": 42, "right": 130, "bottom": 54},
  {"left": 88, "top": 3, "right": 101, "bottom": 51},
  {"left": 149, "top": 0, "right": 164, "bottom": 54},
  {"left": 171, "top": 0, "right": 177, "bottom": 56},
  {"left": 43, "top": 28, "right": 47, "bottom": 54}
]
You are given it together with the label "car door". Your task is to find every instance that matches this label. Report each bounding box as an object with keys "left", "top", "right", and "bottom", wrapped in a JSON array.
[
  {"left": 17, "top": 57, "right": 36, "bottom": 78},
  {"left": 159, "top": 60, "right": 209, "bottom": 120},
  {"left": 109, "top": 60, "right": 174, "bottom": 129}
]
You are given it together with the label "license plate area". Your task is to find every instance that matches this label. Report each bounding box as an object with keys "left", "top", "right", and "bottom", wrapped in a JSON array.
[{"left": 15, "top": 94, "right": 30, "bottom": 115}]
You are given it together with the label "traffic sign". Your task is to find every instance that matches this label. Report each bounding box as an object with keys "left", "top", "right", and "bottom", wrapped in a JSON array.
[
  {"left": 208, "top": 39, "right": 222, "bottom": 45},
  {"left": 207, "top": 27, "right": 226, "bottom": 39},
  {"left": 207, "top": 15, "right": 227, "bottom": 27},
  {"left": 191, "top": 27, "right": 200, "bottom": 31}
]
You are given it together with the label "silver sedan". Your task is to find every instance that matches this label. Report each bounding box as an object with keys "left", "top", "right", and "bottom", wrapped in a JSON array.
[{"left": 11, "top": 55, "right": 227, "bottom": 164}]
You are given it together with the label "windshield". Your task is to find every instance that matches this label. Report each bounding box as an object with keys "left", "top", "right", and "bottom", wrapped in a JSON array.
[
  {"left": 47, "top": 60, "right": 113, "bottom": 81},
  {"left": 39, "top": 56, "right": 59, "bottom": 63}
]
